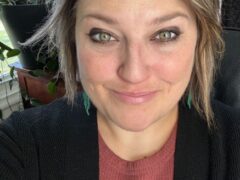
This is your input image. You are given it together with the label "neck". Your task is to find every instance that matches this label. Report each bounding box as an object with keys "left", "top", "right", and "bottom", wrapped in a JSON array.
[{"left": 97, "top": 106, "right": 178, "bottom": 161}]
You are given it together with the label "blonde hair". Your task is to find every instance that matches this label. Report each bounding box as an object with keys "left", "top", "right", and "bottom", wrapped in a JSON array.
[
  {"left": 185, "top": 0, "right": 224, "bottom": 127},
  {"left": 25, "top": 0, "right": 224, "bottom": 127}
]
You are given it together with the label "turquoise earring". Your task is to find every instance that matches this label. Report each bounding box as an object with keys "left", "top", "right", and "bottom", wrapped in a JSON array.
[
  {"left": 187, "top": 93, "right": 192, "bottom": 110},
  {"left": 82, "top": 92, "right": 90, "bottom": 116}
]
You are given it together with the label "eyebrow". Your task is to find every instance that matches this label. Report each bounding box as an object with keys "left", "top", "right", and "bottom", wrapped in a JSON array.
[
  {"left": 81, "top": 13, "right": 118, "bottom": 24},
  {"left": 81, "top": 12, "right": 190, "bottom": 25},
  {"left": 150, "top": 12, "right": 190, "bottom": 25}
]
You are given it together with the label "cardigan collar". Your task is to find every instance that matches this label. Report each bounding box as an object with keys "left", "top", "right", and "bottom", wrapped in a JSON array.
[
  {"left": 173, "top": 103, "right": 210, "bottom": 179},
  {"left": 66, "top": 95, "right": 224, "bottom": 180}
]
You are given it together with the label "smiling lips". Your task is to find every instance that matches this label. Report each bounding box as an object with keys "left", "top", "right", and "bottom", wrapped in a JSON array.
[{"left": 111, "top": 90, "right": 158, "bottom": 104}]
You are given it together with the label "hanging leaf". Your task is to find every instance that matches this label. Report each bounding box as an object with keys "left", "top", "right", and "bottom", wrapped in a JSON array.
[
  {"left": 10, "top": 66, "right": 15, "bottom": 78},
  {"left": 9, "top": 80, "right": 13, "bottom": 90},
  {"left": 0, "top": 110, "right": 2, "bottom": 120},
  {"left": 0, "top": 41, "right": 12, "bottom": 51},
  {"left": 46, "top": 59, "right": 59, "bottom": 72},
  {"left": 0, "top": 50, "right": 5, "bottom": 61},
  {"left": 47, "top": 80, "right": 57, "bottom": 95},
  {"left": 30, "top": 98, "right": 43, "bottom": 107},
  {"left": 21, "top": 89, "right": 30, "bottom": 101},
  {"left": 7, "top": 49, "right": 21, "bottom": 58},
  {"left": 29, "top": 69, "right": 47, "bottom": 77}
]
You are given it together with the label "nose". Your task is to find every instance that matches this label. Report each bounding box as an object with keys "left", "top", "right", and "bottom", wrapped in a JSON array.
[{"left": 117, "top": 43, "right": 149, "bottom": 84}]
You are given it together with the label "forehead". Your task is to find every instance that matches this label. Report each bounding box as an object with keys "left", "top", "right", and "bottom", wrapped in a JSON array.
[{"left": 76, "top": 0, "right": 195, "bottom": 22}]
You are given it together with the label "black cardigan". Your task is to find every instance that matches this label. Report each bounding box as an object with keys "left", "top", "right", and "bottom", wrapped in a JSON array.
[{"left": 0, "top": 94, "right": 239, "bottom": 180}]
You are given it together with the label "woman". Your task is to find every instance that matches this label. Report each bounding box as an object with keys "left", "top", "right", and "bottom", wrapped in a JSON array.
[{"left": 0, "top": 0, "right": 239, "bottom": 179}]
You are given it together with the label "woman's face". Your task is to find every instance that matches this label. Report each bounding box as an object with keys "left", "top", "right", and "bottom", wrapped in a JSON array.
[{"left": 75, "top": 0, "right": 198, "bottom": 131}]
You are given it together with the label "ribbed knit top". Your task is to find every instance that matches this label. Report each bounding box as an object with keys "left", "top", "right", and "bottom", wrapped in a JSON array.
[{"left": 99, "top": 124, "right": 177, "bottom": 180}]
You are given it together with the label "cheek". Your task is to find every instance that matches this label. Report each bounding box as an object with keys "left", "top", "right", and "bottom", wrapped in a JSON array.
[
  {"left": 152, "top": 45, "right": 195, "bottom": 83},
  {"left": 77, "top": 48, "right": 117, "bottom": 83}
]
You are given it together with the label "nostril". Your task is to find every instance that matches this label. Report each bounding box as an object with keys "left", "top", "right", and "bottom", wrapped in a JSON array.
[
  {"left": 117, "top": 42, "right": 150, "bottom": 83},
  {"left": 117, "top": 61, "right": 149, "bottom": 84}
]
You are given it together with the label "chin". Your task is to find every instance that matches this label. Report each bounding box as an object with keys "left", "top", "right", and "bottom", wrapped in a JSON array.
[
  {"left": 122, "top": 126, "right": 152, "bottom": 132},
  {"left": 114, "top": 115, "right": 159, "bottom": 132},
  {"left": 107, "top": 103, "right": 178, "bottom": 132}
]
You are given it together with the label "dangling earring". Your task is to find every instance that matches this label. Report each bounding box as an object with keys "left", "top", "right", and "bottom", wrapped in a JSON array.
[
  {"left": 187, "top": 92, "right": 192, "bottom": 110},
  {"left": 82, "top": 92, "right": 91, "bottom": 116}
]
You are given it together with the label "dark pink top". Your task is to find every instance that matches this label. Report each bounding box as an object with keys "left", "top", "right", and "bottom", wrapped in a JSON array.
[{"left": 99, "top": 124, "right": 177, "bottom": 180}]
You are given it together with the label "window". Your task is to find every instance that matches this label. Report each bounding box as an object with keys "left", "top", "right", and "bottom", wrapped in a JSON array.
[{"left": 0, "top": 20, "right": 19, "bottom": 75}]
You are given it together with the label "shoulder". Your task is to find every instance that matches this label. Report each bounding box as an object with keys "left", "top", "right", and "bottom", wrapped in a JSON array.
[
  {"left": 0, "top": 93, "right": 97, "bottom": 179},
  {"left": 0, "top": 96, "right": 71, "bottom": 148},
  {"left": 0, "top": 97, "right": 71, "bottom": 179},
  {"left": 3, "top": 92, "right": 90, "bottom": 128},
  {"left": 0, "top": 92, "right": 97, "bottom": 158},
  {"left": 2, "top": 96, "right": 71, "bottom": 131},
  {"left": 0, "top": 92, "right": 95, "bottom": 147}
]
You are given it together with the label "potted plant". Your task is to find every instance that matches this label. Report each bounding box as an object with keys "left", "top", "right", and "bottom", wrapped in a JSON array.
[
  {"left": 19, "top": 48, "right": 65, "bottom": 105},
  {"left": 0, "top": 0, "right": 64, "bottom": 106},
  {"left": 0, "top": 0, "right": 74, "bottom": 107},
  {"left": 0, "top": 40, "right": 63, "bottom": 111},
  {"left": 0, "top": 0, "right": 52, "bottom": 69}
]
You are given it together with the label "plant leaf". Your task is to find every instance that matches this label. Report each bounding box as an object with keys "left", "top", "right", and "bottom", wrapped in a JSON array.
[
  {"left": 30, "top": 98, "right": 43, "bottom": 107},
  {"left": 20, "top": 89, "right": 30, "bottom": 101},
  {"left": 7, "top": 49, "right": 21, "bottom": 58},
  {"left": 47, "top": 80, "right": 57, "bottom": 95},
  {"left": 10, "top": 66, "right": 15, "bottom": 78},
  {"left": 9, "top": 80, "right": 13, "bottom": 90},
  {"left": 0, "top": 110, "right": 2, "bottom": 120},
  {"left": 46, "top": 59, "right": 58, "bottom": 72},
  {"left": 28, "top": 69, "right": 47, "bottom": 77},
  {"left": 0, "top": 50, "right": 5, "bottom": 61}
]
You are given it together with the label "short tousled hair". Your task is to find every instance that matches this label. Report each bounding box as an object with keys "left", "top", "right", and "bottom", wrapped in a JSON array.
[{"left": 25, "top": 0, "right": 224, "bottom": 127}]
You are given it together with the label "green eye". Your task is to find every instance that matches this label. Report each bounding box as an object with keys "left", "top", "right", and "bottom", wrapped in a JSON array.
[
  {"left": 93, "top": 32, "right": 112, "bottom": 42},
  {"left": 89, "top": 28, "right": 116, "bottom": 43},
  {"left": 155, "top": 31, "right": 178, "bottom": 42}
]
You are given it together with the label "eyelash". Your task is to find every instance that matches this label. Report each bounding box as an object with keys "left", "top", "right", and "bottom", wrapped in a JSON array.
[
  {"left": 87, "top": 27, "right": 181, "bottom": 44},
  {"left": 87, "top": 28, "right": 118, "bottom": 44},
  {"left": 151, "top": 29, "right": 181, "bottom": 42}
]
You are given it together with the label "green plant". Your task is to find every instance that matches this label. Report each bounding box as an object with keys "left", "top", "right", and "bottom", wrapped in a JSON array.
[
  {"left": 0, "top": 41, "right": 20, "bottom": 119},
  {"left": 0, "top": 0, "right": 59, "bottom": 96},
  {"left": 29, "top": 49, "right": 59, "bottom": 95},
  {"left": 0, "top": 41, "right": 20, "bottom": 77}
]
